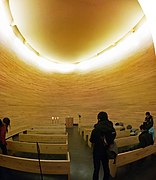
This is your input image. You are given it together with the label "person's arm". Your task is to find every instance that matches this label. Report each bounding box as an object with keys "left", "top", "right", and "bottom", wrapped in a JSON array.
[
  {"left": 149, "top": 116, "right": 153, "bottom": 129},
  {"left": 89, "top": 130, "right": 96, "bottom": 148},
  {"left": 146, "top": 116, "right": 154, "bottom": 130},
  {"left": 0, "top": 126, "right": 7, "bottom": 145},
  {"left": 90, "top": 129, "right": 95, "bottom": 143}
]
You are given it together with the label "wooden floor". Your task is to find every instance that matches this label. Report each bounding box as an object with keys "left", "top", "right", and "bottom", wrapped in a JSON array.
[{"left": 0, "top": 125, "right": 156, "bottom": 180}]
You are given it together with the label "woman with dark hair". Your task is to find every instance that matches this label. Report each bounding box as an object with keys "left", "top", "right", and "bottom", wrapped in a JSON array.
[
  {"left": 3, "top": 117, "right": 11, "bottom": 132},
  {"left": 90, "top": 112, "right": 116, "bottom": 180},
  {"left": 0, "top": 117, "right": 11, "bottom": 154}
]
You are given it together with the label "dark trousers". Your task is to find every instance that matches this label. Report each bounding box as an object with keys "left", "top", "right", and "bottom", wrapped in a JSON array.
[
  {"left": 93, "top": 152, "right": 110, "bottom": 180},
  {"left": 0, "top": 142, "right": 8, "bottom": 155}
]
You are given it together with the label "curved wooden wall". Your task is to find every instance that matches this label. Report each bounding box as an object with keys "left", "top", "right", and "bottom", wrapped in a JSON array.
[{"left": 0, "top": 36, "right": 156, "bottom": 129}]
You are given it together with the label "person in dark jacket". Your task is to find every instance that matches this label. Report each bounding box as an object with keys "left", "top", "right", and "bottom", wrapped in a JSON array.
[
  {"left": 143, "top": 112, "right": 155, "bottom": 141},
  {"left": 138, "top": 124, "right": 154, "bottom": 148},
  {"left": 90, "top": 112, "right": 116, "bottom": 180},
  {"left": 144, "top": 112, "right": 153, "bottom": 130},
  {"left": 129, "top": 124, "right": 154, "bottom": 151}
]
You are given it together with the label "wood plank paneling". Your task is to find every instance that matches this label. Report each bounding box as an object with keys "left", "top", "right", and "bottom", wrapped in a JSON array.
[{"left": 0, "top": 37, "right": 156, "bottom": 130}]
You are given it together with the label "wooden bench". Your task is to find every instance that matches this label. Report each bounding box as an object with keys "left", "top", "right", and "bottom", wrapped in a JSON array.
[
  {"left": 116, "top": 130, "right": 130, "bottom": 138},
  {"left": 114, "top": 126, "right": 125, "bottom": 131},
  {"left": 87, "top": 132, "right": 92, "bottom": 148},
  {"left": 78, "top": 123, "right": 93, "bottom": 132},
  {"left": 19, "top": 133, "right": 68, "bottom": 144},
  {"left": 7, "top": 139, "right": 68, "bottom": 154},
  {"left": 115, "top": 135, "right": 139, "bottom": 148},
  {"left": 6, "top": 125, "right": 29, "bottom": 139},
  {"left": 32, "top": 125, "right": 66, "bottom": 129},
  {"left": 0, "top": 153, "right": 70, "bottom": 180},
  {"left": 109, "top": 143, "right": 156, "bottom": 177},
  {"left": 83, "top": 128, "right": 93, "bottom": 141},
  {"left": 1, "top": 126, "right": 70, "bottom": 179},
  {"left": 27, "top": 128, "right": 66, "bottom": 134},
  {"left": 78, "top": 125, "right": 93, "bottom": 137},
  {"left": 87, "top": 129, "right": 138, "bottom": 148}
]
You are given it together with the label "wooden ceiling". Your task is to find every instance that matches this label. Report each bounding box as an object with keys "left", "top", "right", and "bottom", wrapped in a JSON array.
[{"left": 9, "top": 0, "right": 144, "bottom": 63}]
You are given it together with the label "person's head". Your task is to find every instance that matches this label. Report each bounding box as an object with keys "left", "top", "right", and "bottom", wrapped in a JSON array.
[
  {"left": 145, "top": 112, "right": 150, "bottom": 117},
  {"left": 3, "top": 117, "right": 10, "bottom": 127},
  {"left": 97, "top": 111, "right": 108, "bottom": 122},
  {"left": 127, "top": 124, "right": 132, "bottom": 130}
]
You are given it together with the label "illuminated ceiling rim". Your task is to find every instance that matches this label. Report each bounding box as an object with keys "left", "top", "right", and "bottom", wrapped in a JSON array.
[
  {"left": 0, "top": 1, "right": 153, "bottom": 73},
  {"left": 7, "top": 1, "right": 145, "bottom": 65},
  {"left": 9, "top": 0, "right": 145, "bottom": 64}
]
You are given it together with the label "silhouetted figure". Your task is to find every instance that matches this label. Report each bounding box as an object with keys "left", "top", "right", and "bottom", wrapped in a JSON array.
[
  {"left": 138, "top": 124, "right": 154, "bottom": 148},
  {"left": 128, "top": 124, "right": 154, "bottom": 151},
  {"left": 90, "top": 112, "right": 116, "bottom": 180},
  {"left": 144, "top": 112, "right": 155, "bottom": 141},
  {"left": 0, "top": 117, "right": 11, "bottom": 154}
]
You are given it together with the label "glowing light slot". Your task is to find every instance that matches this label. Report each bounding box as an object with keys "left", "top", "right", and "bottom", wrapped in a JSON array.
[
  {"left": 77, "top": 22, "right": 150, "bottom": 72},
  {"left": 138, "top": 0, "right": 156, "bottom": 53},
  {"left": 0, "top": 0, "right": 153, "bottom": 73},
  {"left": 35, "top": 58, "right": 76, "bottom": 73},
  {"left": 13, "top": 37, "right": 76, "bottom": 73}
]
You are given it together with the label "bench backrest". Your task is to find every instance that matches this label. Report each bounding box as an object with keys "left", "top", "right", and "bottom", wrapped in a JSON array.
[
  {"left": 32, "top": 125, "right": 66, "bottom": 129},
  {"left": 116, "top": 143, "right": 156, "bottom": 167},
  {"left": 19, "top": 133, "right": 68, "bottom": 143},
  {"left": 109, "top": 142, "right": 156, "bottom": 178},
  {"left": 27, "top": 128, "right": 66, "bottom": 134},
  {"left": 0, "top": 152, "right": 70, "bottom": 175},
  {"left": 116, "top": 130, "right": 130, "bottom": 138},
  {"left": 7, "top": 140, "right": 68, "bottom": 154},
  {"left": 115, "top": 135, "right": 139, "bottom": 147},
  {"left": 6, "top": 125, "right": 29, "bottom": 139}
]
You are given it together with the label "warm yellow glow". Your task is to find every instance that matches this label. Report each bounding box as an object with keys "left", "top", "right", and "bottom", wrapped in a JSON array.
[
  {"left": 0, "top": 1, "right": 14, "bottom": 38},
  {"left": 0, "top": 0, "right": 153, "bottom": 73},
  {"left": 13, "top": 37, "right": 76, "bottom": 73},
  {"left": 77, "top": 22, "right": 150, "bottom": 72},
  {"left": 138, "top": 0, "right": 156, "bottom": 53}
]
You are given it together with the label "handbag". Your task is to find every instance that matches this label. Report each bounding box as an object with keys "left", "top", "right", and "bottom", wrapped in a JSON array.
[
  {"left": 107, "top": 142, "right": 118, "bottom": 159},
  {"left": 101, "top": 135, "right": 118, "bottom": 163}
]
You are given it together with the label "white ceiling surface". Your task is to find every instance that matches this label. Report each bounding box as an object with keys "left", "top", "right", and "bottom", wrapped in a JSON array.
[{"left": 9, "top": 0, "right": 144, "bottom": 64}]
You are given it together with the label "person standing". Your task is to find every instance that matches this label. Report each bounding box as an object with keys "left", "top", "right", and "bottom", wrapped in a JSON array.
[
  {"left": 0, "top": 117, "right": 11, "bottom": 154},
  {"left": 90, "top": 112, "right": 116, "bottom": 180}
]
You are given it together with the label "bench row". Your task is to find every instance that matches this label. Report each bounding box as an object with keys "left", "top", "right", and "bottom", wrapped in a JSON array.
[
  {"left": 78, "top": 124, "right": 156, "bottom": 178},
  {"left": 1, "top": 125, "right": 71, "bottom": 180}
]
